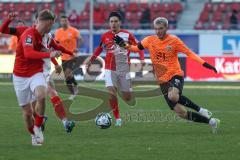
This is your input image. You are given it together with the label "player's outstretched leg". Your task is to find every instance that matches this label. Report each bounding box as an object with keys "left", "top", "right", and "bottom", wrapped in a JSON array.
[
  {"left": 48, "top": 83, "right": 75, "bottom": 133},
  {"left": 178, "top": 95, "right": 212, "bottom": 118},
  {"left": 173, "top": 104, "right": 220, "bottom": 133},
  {"left": 108, "top": 87, "right": 121, "bottom": 126},
  {"left": 33, "top": 86, "right": 48, "bottom": 144},
  {"left": 22, "top": 103, "right": 42, "bottom": 146}
]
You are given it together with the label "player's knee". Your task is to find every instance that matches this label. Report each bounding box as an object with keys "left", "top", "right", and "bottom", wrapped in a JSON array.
[
  {"left": 168, "top": 92, "right": 179, "bottom": 103},
  {"left": 35, "top": 86, "right": 47, "bottom": 100},
  {"left": 22, "top": 107, "right": 33, "bottom": 117},
  {"left": 174, "top": 109, "right": 187, "bottom": 119}
]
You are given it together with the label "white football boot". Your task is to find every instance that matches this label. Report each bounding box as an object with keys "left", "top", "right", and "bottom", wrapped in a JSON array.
[
  {"left": 33, "top": 126, "right": 44, "bottom": 144},
  {"left": 199, "top": 108, "right": 212, "bottom": 119}
]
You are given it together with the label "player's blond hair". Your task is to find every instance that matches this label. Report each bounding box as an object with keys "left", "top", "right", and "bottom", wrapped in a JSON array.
[
  {"left": 38, "top": 9, "right": 55, "bottom": 21},
  {"left": 153, "top": 17, "right": 168, "bottom": 27}
]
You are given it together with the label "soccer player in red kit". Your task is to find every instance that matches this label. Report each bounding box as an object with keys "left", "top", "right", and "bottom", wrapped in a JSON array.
[
  {"left": 12, "top": 9, "right": 63, "bottom": 146},
  {"left": 85, "top": 12, "right": 145, "bottom": 126},
  {"left": 0, "top": 12, "right": 76, "bottom": 135}
]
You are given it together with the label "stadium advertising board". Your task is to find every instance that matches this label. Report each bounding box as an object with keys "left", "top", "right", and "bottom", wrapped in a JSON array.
[
  {"left": 200, "top": 34, "right": 240, "bottom": 56},
  {"left": 186, "top": 57, "right": 240, "bottom": 81}
]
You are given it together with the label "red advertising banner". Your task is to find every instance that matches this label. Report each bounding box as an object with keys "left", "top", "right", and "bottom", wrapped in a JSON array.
[{"left": 186, "top": 57, "right": 240, "bottom": 81}]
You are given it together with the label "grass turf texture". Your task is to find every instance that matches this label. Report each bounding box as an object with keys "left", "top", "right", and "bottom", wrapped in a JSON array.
[{"left": 0, "top": 81, "right": 239, "bottom": 160}]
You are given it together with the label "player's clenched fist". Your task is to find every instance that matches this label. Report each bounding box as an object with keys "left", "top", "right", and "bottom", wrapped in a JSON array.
[
  {"left": 50, "top": 50, "right": 62, "bottom": 58},
  {"left": 8, "top": 12, "right": 17, "bottom": 20}
]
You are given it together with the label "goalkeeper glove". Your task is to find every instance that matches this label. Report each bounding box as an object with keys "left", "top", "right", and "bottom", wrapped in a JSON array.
[
  {"left": 203, "top": 62, "right": 217, "bottom": 73},
  {"left": 114, "top": 35, "right": 126, "bottom": 47}
]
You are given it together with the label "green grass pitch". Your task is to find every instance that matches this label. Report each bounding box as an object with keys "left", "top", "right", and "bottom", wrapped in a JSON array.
[{"left": 0, "top": 80, "right": 239, "bottom": 160}]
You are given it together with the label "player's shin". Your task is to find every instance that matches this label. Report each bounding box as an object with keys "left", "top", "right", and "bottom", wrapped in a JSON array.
[
  {"left": 109, "top": 95, "right": 120, "bottom": 119},
  {"left": 22, "top": 104, "right": 34, "bottom": 135},
  {"left": 50, "top": 96, "right": 67, "bottom": 120},
  {"left": 178, "top": 95, "right": 201, "bottom": 112},
  {"left": 187, "top": 111, "right": 210, "bottom": 123}
]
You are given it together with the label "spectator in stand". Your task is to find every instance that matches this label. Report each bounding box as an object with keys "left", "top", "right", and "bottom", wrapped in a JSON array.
[
  {"left": 140, "top": 8, "right": 151, "bottom": 29},
  {"left": 230, "top": 10, "right": 238, "bottom": 30}
]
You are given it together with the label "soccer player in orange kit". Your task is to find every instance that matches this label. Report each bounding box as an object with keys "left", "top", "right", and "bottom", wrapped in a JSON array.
[
  {"left": 55, "top": 15, "right": 83, "bottom": 100},
  {"left": 114, "top": 17, "right": 220, "bottom": 133}
]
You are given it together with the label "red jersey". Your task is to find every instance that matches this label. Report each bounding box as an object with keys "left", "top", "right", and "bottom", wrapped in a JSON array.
[
  {"left": 13, "top": 27, "right": 51, "bottom": 77},
  {"left": 0, "top": 19, "right": 73, "bottom": 75},
  {"left": 90, "top": 29, "right": 144, "bottom": 71}
]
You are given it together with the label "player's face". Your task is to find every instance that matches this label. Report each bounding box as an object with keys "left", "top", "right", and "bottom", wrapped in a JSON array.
[
  {"left": 60, "top": 18, "right": 68, "bottom": 28},
  {"left": 154, "top": 23, "right": 168, "bottom": 39},
  {"left": 109, "top": 17, "right": 121, "bottom": 33},
  {"left": 42, "top": 20, "right": 54, "bottom": 33}
]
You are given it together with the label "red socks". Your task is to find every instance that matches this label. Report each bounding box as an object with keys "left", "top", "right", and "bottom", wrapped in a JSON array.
[
  {"left": 34, "top": 114, "right": 44, "bottom": 128},
  {"left": 50, "top": 96, "right": 66, "bottom": 120},
  {"left": 109, "top": 97, "right": 120, "bottom": 119}
]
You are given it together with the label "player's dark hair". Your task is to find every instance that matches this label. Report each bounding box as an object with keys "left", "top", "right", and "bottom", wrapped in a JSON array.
[
  {"left": 60, "top": 15, "right": 67, "bottom": 19},
  {"left": 17, "top": 20, "right": 25, "bottom": 24},
  {"left": 108, "top": 11, "right": 122, "bottom": 21},
  {"left": 38, "top": 9, "right": 55, "bottom": 21}
]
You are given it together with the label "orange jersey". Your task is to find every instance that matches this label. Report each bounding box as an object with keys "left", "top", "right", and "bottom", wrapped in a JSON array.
[
  {"left": 139, "top": 34, "right": 205, "bottom": 83},
  {"left": 55, "top": 26, "right": 79, "bottom": 61},
  {"left": 8, "top": 36, "right": 18, "bottom": 51}
]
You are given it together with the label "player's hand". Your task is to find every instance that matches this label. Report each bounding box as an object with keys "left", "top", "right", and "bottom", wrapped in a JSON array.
[
  {"left": 50, "top": 50, "right": 62, "bottom": 58},
  {"left": 84, "top": 61, "right": 91, "bottom": 70},
  {"left": 114, "top": 35, "right": 126, "bottom": 47},
  {"left": 203, "top": 62, "right": 217, "bottom": 73},
  {"left": 73, "top": 48, "right": 79, "bottom": 53},
  {"left": 55, "top": 65, "right": 62, "bottom": 75},
  {"left": 8, "top": 12, "right": 17, "bottom": 20}
]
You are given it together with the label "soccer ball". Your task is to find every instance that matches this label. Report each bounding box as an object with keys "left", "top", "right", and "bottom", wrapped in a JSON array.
[{"left": 95, "top": 112, "right": 112, "bottom": 129}]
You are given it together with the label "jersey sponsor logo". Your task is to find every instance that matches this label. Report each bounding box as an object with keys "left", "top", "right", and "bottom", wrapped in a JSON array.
[
  {"left": 25, "top": 37, "right": 32, "bottom": 45},
  {"left": 165, "top": 45, "right": 172, "bottom": 51}
]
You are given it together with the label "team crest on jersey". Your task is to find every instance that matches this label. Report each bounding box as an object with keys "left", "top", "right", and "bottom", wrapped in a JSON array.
[
  {"left": 174, "top": 79, "right": 180, "bottom": 86},
  {"left": 25, "top": 37, "right": 32, "bottom": 45},
  {"left": 165, "top": 45, "right": 172, "bottom": 51}
]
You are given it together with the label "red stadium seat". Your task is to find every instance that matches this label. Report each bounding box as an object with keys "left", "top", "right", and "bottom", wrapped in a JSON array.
[
  {"left": 151, "top": 2, "right": 162, "bottom": 12},
  {"left": 28, "top": 3, "right": 37, "bottom": 12},
  {"left": 127, "top": 2, "right": 138, "bottom": 12},
  {"left": 231, "top": 3, "right": 240, "bottom": 12},
  {"left": 4, "top": 2, "right": 15, "bottom": 12},
  {"left": 136, "top": 11, "right": 143, "bottom": 20},
  {"left": 172, "top": 2, "right": 183, "bottom": 13},
  {"left": 199, "top": 11, "right": 209, "bottom": 22},
  {"left": 42, "top": 3, "right": 51, "bottom": 10},
  {"left": 208, "top": 21, "right": 217, "bottom": 30},
  {"left": 79, "top": 11, "right": 89, "bottom": 21},
  {"left": 0, "top": 3, "right": 3, "bottom": 12},
  {"left": 163, "top": 3, "right": 171, "bottom": 12},
  {"left": 212, "top": 11, "right": 222, "bottom": 22},
  {"left": 194, "top": 21, "right": 204, "bottom": 30},
  {"left": 119, "top": 2, "right": 126, "bottom": 9},
  {"left": 22, "top": 11, "right": 31, "bottom": 21},
  {"left": 108, "top": 2, "right": 117, "bottom": 11},
  {"left": 216, "top": 3, "right": 228, "bottom": 12},
  {"left": 204, "top": 2, "right": 214, "bottom": 12},
  {"left": 56, "top": 2, "right": 65, "bottom": 11}
]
